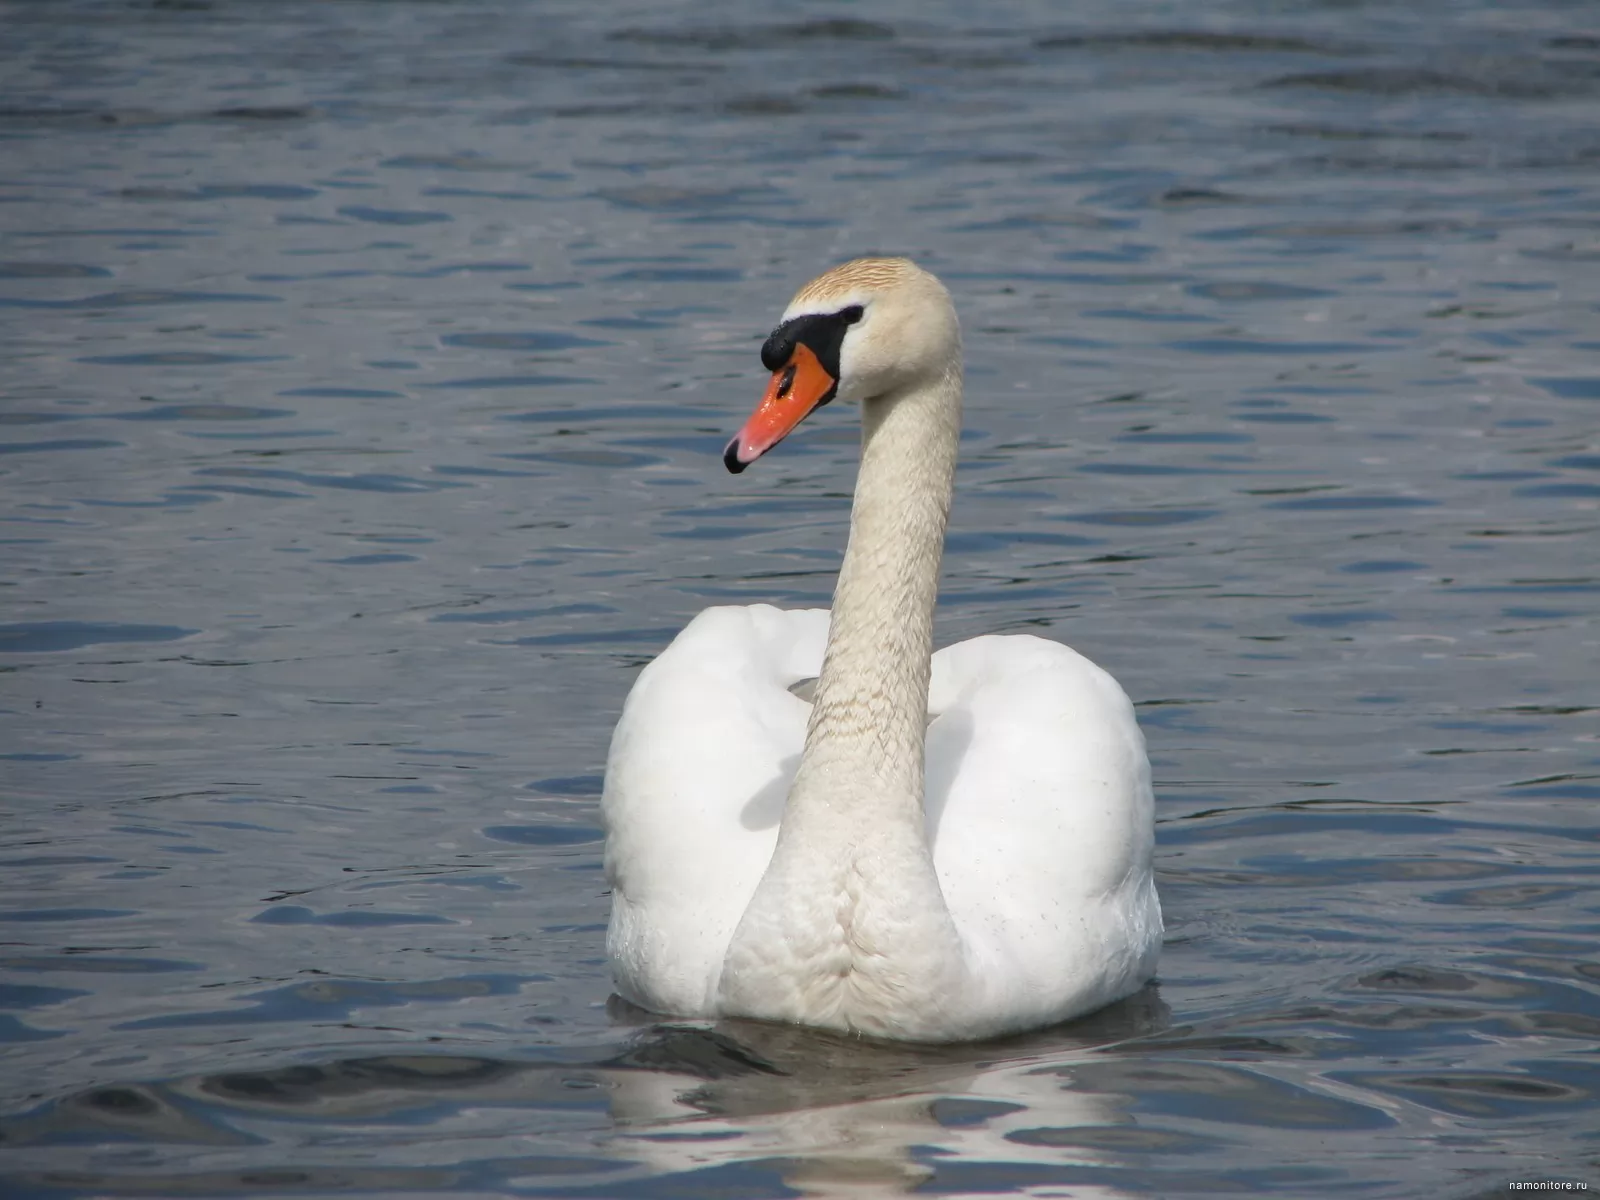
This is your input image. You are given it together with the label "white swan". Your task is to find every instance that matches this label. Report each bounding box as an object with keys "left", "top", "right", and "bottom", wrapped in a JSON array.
[{"left": 603, "top": 257, "right": 1161, "bottom": 1042}]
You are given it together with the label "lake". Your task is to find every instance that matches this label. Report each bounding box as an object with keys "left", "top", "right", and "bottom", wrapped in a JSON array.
[{"left": 1, "top": 0, "right": 1597, "bottom": 1195}]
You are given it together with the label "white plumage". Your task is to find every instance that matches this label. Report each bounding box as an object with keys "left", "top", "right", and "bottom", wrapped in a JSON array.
[{"left": 603, "top": 258, "right": 1161, "bottom": 1042}]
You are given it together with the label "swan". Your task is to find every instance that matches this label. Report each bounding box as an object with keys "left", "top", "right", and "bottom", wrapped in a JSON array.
[{"left": 602, "top": 257, "right": 1161, "bottom": 1042}]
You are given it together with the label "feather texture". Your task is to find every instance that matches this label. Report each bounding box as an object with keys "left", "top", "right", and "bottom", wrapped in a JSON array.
[{"left": 603, "top": 259, "right": 1161, "bottom": 1042}]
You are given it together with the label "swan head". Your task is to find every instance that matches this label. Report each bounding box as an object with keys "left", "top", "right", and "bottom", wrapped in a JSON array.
[{"left": 725, "top": 257, "right": 960, "bottom": 473}]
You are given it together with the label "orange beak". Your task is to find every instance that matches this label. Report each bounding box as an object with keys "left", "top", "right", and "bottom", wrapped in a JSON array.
[{"left": 724, "top": 343, "right": 838, "bottom": 474}]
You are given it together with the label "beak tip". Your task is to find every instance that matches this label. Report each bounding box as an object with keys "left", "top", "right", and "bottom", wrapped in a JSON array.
[{"left": 723, "top": 438, "right": 748, "bottom": 475}]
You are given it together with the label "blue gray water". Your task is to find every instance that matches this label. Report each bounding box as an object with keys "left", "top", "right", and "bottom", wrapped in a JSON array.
[{"left": 1, "top": 1, "right": 1597, "bottom": 1195}]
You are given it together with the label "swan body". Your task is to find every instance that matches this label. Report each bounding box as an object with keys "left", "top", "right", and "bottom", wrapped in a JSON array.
[{"left": 603, "top": 258, "right": 1161, "bottom": 1042}]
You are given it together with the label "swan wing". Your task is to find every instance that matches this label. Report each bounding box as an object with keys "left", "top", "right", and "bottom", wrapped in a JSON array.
[
  {"left": 602, "top": 605, "right": 829, "bottom": 1015},
  {"left": 927, "top": 634, "right": 1162, "bottom": 1030}
]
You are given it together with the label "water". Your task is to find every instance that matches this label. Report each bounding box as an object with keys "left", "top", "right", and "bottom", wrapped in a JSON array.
[{"left": 1, "top": 0, "right": 1597, "bottom": 1194}]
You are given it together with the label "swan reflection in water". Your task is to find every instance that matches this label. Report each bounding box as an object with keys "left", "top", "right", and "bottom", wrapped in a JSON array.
[
  {"left": 7, "top": 988, "right": 1169, "bottom": 1196},
  {"left": 599, "top": 987, "right": 1168, "bottom": 1194}
]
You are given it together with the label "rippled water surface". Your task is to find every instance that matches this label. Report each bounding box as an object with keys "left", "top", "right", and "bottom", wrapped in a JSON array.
[{"left": 2, "top": 0, "right": 1598, "bottom": 1195}]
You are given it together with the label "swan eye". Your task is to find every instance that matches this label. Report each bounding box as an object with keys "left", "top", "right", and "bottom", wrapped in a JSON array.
[{"left": 759, "top": 305, "right": 861, "bottom": 377}]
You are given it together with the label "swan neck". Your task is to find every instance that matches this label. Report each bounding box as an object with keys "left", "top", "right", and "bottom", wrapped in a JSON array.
[
  {"left": 790, "top": 363, "right": 962, "bottom": 825},
  {"left": 715, "top": 340, "right": 970, "bottom": 1035}
]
